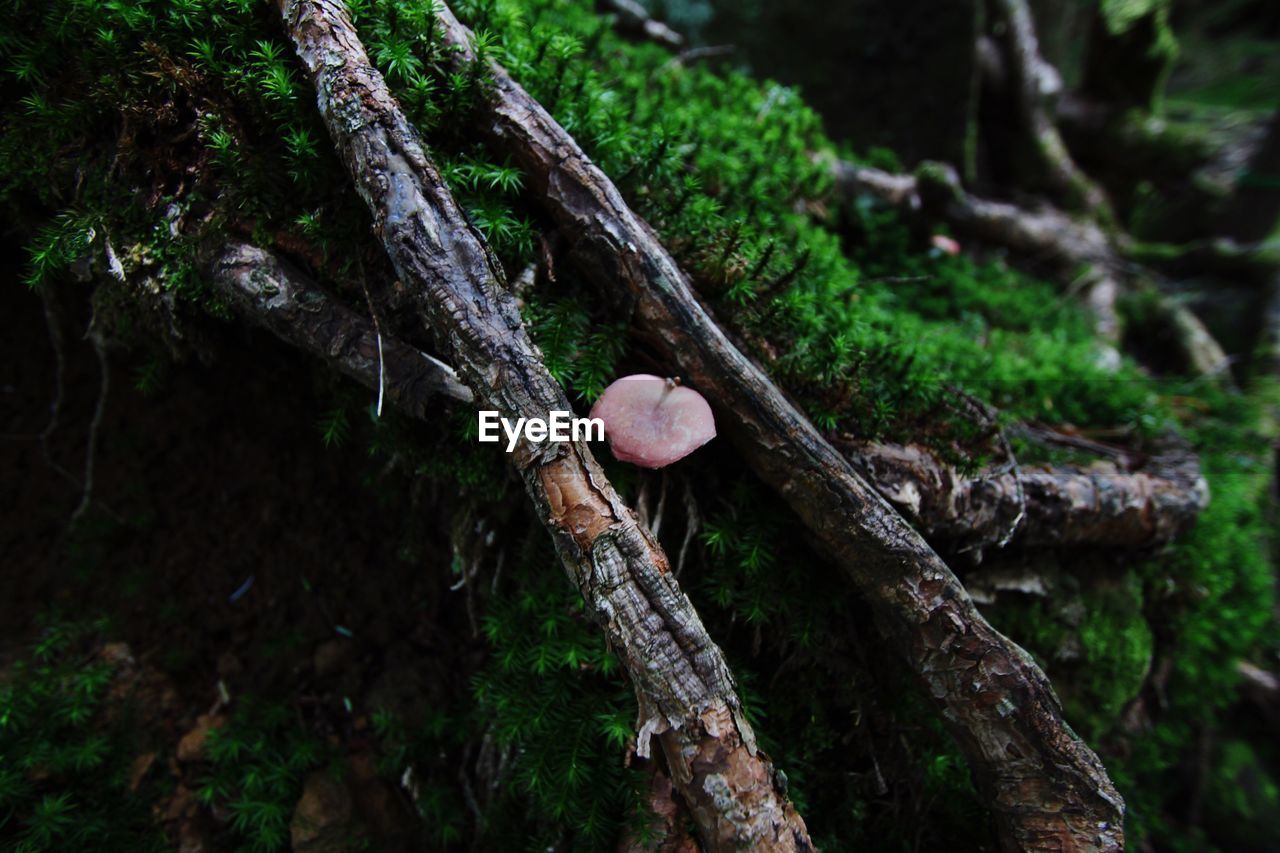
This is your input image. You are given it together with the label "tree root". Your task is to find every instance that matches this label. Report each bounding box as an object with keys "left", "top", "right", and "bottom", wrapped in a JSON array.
[
  {"left": 846, "top": 438, "right": 1208, "bottom": 555},
  {"left": 834, "top": 159, "right": 1232, "bottom": 377},
  {"left": 990, "top": 0, "right": 1115, "bottom": 224},
  {"left": 277, "top": 2, "right": 811, "bottom": 849},
  {"left": 433, "top": 4, "right": 1124, "bottom": 847}
]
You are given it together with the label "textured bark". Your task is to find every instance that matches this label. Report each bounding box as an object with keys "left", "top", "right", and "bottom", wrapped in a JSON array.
[
  {"left": 848, "top": 439, "right": 1208, "bottom": 553},
  {"left": 434, "top": 4, "right": 1124, "bottom": 849},
  {"left": 206, "top": 242, "right": 474, "bottom": 411},
  {"left": 276, "top": 2, "right": 811, "bottom": 849}
]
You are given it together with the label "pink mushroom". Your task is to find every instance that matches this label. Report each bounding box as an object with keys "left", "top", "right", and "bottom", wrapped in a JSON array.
[
  {"left": 589, "top": 374, "right": 716, "bottom": 468},
  {"left": 931, "top": 234, "right": 962, "bottom": 256}
]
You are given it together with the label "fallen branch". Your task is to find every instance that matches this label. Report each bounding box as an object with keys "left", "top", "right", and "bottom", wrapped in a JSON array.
[
  {"left": 206, "top": 242, "right": 474, "bottom": 412},
  {"left": 599, "top": 0, "right": 683, "bottom": 49},
  {"left": 847, "top": 439, "right": 1208, "bottom": 554},
  {"left": 278, "top": 2, "right": 810, "bottom": 849},
  {"left": 209, "top": 240, "right": 1206, "bottom": 563},
  {"left": 435, "top": 4, "right": 1124, "bottom": 848}
]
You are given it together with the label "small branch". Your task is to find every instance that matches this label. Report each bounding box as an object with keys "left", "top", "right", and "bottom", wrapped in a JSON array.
[
  {"left": 1237, "top": 661, "right": 1280, "bottom": 729},
  {"left": 279, "top": 2, "right": 810, "bottom": 848},
  {"left": 37, "top": 286, "right": 83, "bottom": 490},
  {"left": 1122, "top": 237, "right": 1280, "bottom": 285},
  {"left": 598, "top": 0, "right": 683, "bottom": 49},
  {"left": 70, "top": 314, "right": 109, "bottom": 528},
  {"left": 434, "top": 4, "right": 1124, "bottom": 848},
  {"left": 836, "top": 159, "right": 1233, "bottom": 375}
]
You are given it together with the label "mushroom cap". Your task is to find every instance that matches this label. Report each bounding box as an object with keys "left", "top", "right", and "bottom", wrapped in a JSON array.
[
  {"left": 589, "top": 374, "right": 716, "bottom": 468},
  {"left": 931, "top": 234, "right": 961, "bottom": 256}
]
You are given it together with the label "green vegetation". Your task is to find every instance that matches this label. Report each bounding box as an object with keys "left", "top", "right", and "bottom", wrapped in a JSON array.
[
  {"left": 0, "top": 0, "right": 1275, "bottom": 849},
  {"left": 197, "top": 699, "right": 329, "bottom": 852},
  {"left": 0, "top": 619, "right": 164, "bottom": 852}
]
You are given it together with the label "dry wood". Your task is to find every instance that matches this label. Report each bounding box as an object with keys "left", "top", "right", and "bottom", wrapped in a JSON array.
[
  {"left": 207, "top": 241, "right": 474, "bottom": 411},
  {"left": 434, "top": 4, "right": 1125, "bottom": 848},
  {"left": 847, "top": 439, "right": 1208, "bottom": 554},
  {"left": 276, "top": 2, "right": 810, "bottom": 849}
]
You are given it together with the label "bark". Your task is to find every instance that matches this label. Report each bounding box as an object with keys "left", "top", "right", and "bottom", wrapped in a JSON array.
[
  {"left": 276, "top": 2, "right": 811, "bottom": 849},
  {"left": 434, "top": 5, "right": 1125, "bottom": 849},
  {"left": 990, "top": 0, "right": 1114, "bottom": 224},
  {"left": 206, "top": 241, "right": 474, "bottom": 412},
  {"left": 847, "top": 439, "right": 1208, "bottom": 554}
]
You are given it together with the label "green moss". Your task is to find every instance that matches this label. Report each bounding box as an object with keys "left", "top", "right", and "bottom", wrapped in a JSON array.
[
  {"left": 1203, "top": 738, "right": 1280, "bottom": 850},
  {"left": 197, "top": 698, "right": 330, "bottom": 852},
  {"left": 985, "top": 570, "right": 1153, "bottom": 744},
  {"left": 0, "top": 618, "right": 166, "bottom": 852},
  {"left": 2, "top": 1, "right": 1277, "bottom": 848}
]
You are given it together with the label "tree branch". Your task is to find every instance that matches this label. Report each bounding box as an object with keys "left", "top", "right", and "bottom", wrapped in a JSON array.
[
  {"left": 277, "top": 2, "right": 811, "bottom": 849},
  {"left": 207, "top": 241, "right": 474, "bottom": 411},
  {"left": 847, "top": 439, "right": 1208, "bottom": 554},
  {"left": 209, "top": 239, "right": 1207, "bottom": 562},
  {"left": 433, "top": 4, "right": 1124, "bottom": 848},
  {"left": 598, "top": 0, "right": 683, "bottom": 49}
]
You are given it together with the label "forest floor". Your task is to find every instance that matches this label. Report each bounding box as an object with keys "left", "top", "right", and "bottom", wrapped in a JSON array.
[{"left": 1, "top": 257, "right": 463, "bottom": 850}]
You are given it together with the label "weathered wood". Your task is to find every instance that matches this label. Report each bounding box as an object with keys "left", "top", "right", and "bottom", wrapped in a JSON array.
[
  {"left": 276, "top": 2, "right": 811, "bottom": 849},
  {"left": 848, "top": 439, "right": 1208, "bottom": 554},
  {"left": 207, "top": 241, "right": 474, "bottom": 411},
  {"left": 209, "top": 241, "right": 1208, "bottom": 562},
  {"left": 434, "top": 4, "right": 1124, "bottom": 848}
]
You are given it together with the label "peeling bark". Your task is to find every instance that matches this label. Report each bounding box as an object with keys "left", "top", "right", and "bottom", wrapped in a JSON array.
[
  {"left": 434, "top": 4, "right": 1125, "bottom": 848},
  {"left": 848, "top": 439, "right": 1208, "bottom": 553},
  {"left": 276, "top": 2, "right": 810, "bottom": 849}
]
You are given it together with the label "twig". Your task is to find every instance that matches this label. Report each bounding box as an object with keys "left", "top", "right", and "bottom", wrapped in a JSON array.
[
  {"left": 37, "top": 286, "right": 82, "bottom": 490},
  {"left": 357, "top": 262, "right": 388, "bottom": 417}
]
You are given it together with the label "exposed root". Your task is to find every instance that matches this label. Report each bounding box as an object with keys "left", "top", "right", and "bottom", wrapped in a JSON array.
[{"left": 70, "top": 312, "right": 109, "bottom": 529}]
